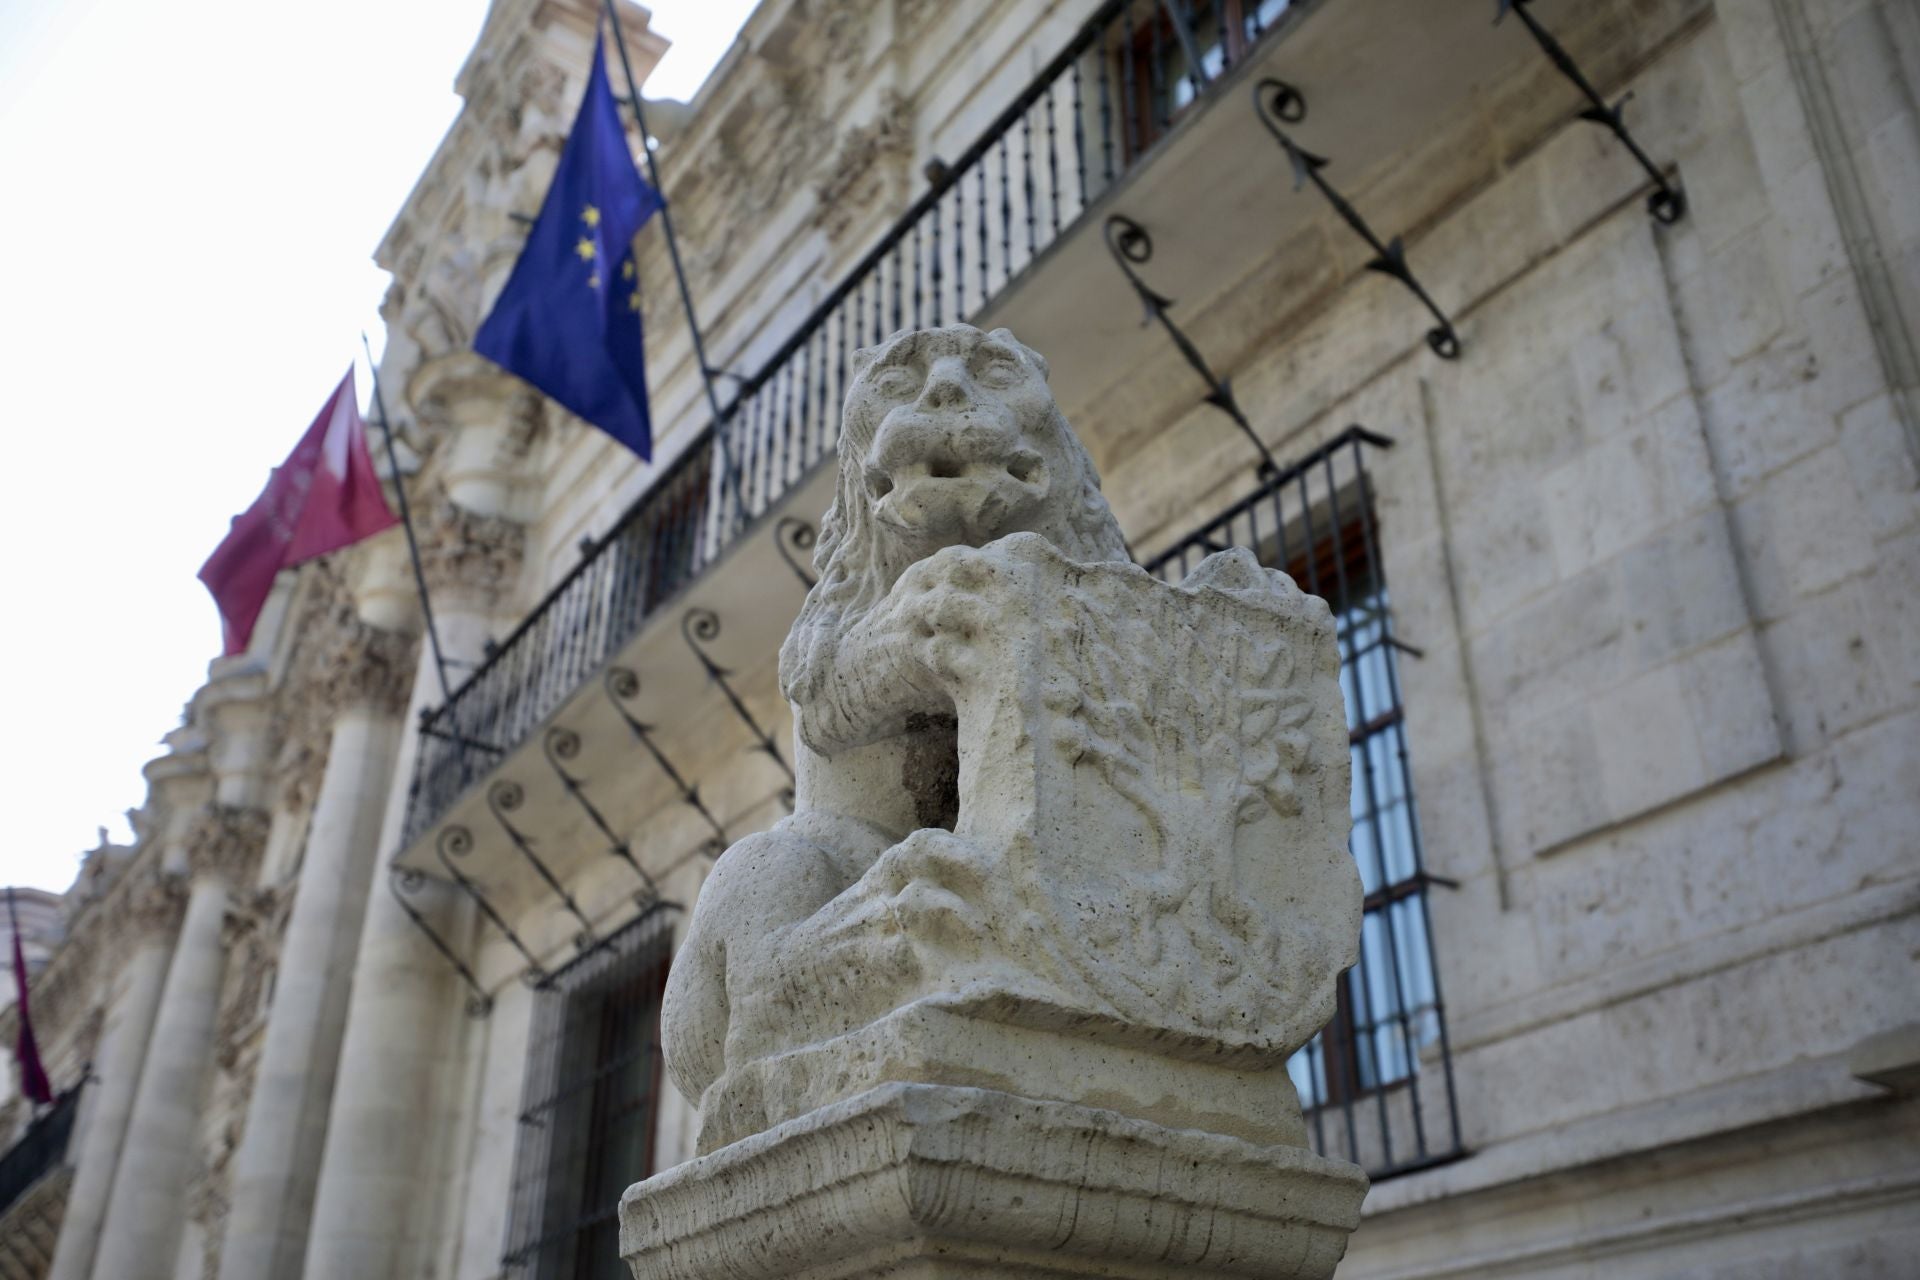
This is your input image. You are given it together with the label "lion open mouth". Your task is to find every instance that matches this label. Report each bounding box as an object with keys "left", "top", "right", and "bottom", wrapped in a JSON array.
[{"left": 865, "top": 447, "right": 1049, "bottom": 540}]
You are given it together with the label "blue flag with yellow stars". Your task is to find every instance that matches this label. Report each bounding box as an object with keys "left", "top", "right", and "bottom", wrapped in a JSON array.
[{"left": 475, "top": 37, "right": 662, "bottom": 457}]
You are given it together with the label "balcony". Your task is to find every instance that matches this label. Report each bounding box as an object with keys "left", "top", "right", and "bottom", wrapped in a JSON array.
[
  {"left": 381, "top": 0, "right": 1613, "bottom": 1179},
  {"left": 0, "top": 1086, "right": 80, "bottom": 1278},
  {"left": 400, "top": 0, "right": 1576, "bottom": 854}
]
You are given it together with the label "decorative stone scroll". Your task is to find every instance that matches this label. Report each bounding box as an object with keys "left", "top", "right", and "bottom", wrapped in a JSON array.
[{"left": 628, "top": 327, "right": 1367, "bottom": 1280}]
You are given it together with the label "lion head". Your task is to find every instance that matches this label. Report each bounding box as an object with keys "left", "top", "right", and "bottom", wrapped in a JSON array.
[{"left": 781, "top": 325, "right": 1129, "bottom": 714}]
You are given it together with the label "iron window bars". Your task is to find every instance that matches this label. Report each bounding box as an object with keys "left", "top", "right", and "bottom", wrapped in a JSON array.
[
  {"left": 501, "top": 905, "right": 676, "bottom": 1280},
  {"left": 1143, "top": 426, "right": 1463, "bottom": 1180},
  {"left": 401, "top": 0, "right": 1314, "bottom": 847}
]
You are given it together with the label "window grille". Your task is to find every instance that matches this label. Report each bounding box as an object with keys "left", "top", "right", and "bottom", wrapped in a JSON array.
[
  {"left": 1143, "top": 426, "right": 1464, "bottom": 1178},
  {"left": 1117, "top": 0, "right": 1296, "bottom": 152},
  {"left": 502, "top": 906, "right": 676, "bottom": 1280}
]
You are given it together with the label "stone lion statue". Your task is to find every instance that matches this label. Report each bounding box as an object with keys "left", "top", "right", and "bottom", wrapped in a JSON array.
[{"left": 663, "top": 324, "right": 1360, "bottom": 1154}]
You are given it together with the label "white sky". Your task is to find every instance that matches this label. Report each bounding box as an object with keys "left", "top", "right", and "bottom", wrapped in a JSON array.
[{"left": 0, "top": 0, "right": 757, "bottom": 895}]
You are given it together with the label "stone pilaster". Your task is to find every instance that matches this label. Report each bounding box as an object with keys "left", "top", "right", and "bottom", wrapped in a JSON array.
[
  {"left": 89, "top": 808, "right": 265, "bottom": 1280},
  {"left": 219, "top": 627, "right": 413, "bottom": 1280},
  {"left": 44, "top": 874, "right": 184, "bottom": 1280},
  {"left": 303, "top": 507, "right": 518, "bottom": 1280}
]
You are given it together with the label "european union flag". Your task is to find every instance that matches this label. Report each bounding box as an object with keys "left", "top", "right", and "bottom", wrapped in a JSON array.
[{"left": 475, "top": 38, "right": 662, "bottom": 457}]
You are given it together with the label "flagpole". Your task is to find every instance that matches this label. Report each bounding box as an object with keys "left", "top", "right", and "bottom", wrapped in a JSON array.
[
  {"left": 601, "top": 0, "right": 751, "bottom": 532},
  {"left": 361, "top": 333, "right": 455, "bottom": 703}
]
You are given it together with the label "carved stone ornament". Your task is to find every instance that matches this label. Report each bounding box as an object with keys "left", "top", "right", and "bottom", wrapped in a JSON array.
[
  {"left": 273, "top": 576, "right": 417, "bottom": 810},
  {"left": 215, "top": 886, "right": 283, "bottom": 1072},
  {"left": 416, "top": 484, "right": 527, "bottom": 603},
  {"left": 814, "top": 89, "right": 914, "bottom": 241},
  {"left": 676, "top": 72, "right": 834, "bottom": 278},
  {"left": 632, "top": 327, "right": 1367, "bottom": 1280},
  {"left": 121, "top": 870, "right": 189, "bottom": 943},
  {"left": 185, "top": 806, "right": 270, "bottom": 885}
]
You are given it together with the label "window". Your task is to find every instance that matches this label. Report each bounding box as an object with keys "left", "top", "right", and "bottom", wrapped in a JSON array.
[
  {"left": 1144, "top": 427, "right": 1462, "bottom": 1178},
  {"left": 1117, "top": 0, "right": 1296, "bottom": 156},
  {"left": 1279, "top": 532, "right": 1442, "bottom": 1113},
  {"left": 502, "top": 908, "right": 676, "bottom": 1280}
]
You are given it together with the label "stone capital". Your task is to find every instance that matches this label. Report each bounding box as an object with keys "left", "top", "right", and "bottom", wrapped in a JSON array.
[
  {"left": 318, "top": 622, "right": 418, "bottom": 717},
  {"left": 416, "top": 486, "right": 527, "bottom": 605},
  {"left": 276, "top": 598, "right": 419, "bottom": 810},
  {"left": 183, "top": 806, "right": 270, "bottom": 885},
  {"left": 119, "top": 871, "right": 189, "bottom": 945}
]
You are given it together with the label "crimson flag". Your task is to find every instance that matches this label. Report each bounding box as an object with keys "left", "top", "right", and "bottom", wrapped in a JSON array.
[
  {"left": 7, "top": 888, "right": 51, "bottom": 1106},
  {"left": 198, "top": 369, "right": 400, "bottom": 655}
]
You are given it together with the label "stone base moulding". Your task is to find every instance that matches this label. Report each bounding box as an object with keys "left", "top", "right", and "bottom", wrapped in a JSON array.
[{"left": 620, "top": 1083, "right": 1368, "bottom": 1280}]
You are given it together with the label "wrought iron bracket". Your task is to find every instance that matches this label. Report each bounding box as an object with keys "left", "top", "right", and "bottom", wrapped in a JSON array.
[
  {"left": 774, "top": 516, "right": 819, "bottom": 589},
  {"left": 435, "top": 826, "right": 548, "bottom": 986},
  {"left": 1253, "top": 80, "right": 1462, "bottom": 360},
  {"left": 388, "top": 867, "right": 493, "bottom": 1017},
  {"left": 486, "top": 780, "right": 597, "bottom": 951},
  {"left": 1104, "top": 214, "right": 1284, "bottom": 481},
  {"left": 681, "top": 608, "right": 797, "bottom": 808},
  {"left": 1497, "top": 0, "right": 1685, "bottom": 224},
  {"left": 543, "top": 727, "right": 662, "bottom": 912},
  {"left": 604, "top": 667, "right": 730, "bottom": 856}
]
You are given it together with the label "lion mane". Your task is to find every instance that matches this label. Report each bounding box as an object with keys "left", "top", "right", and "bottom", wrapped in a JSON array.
[{"left": 779, "top": 326, "right": 1130, "bottom": 720}]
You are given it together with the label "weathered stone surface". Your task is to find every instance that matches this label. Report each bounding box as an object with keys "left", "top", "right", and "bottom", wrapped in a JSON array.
[
  {"left": 661, "top": 326, "right": 1359, "bottom": 1151},
  {"left": 635, "top": 325, "right": 1364, "bottom": 1276},
  {"left": 620, "top": 1083, "right": 1367, "bottom": 1280}
]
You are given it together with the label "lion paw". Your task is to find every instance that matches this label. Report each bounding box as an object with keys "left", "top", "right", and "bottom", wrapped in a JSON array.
[{"left": 886, "top": 542, "right": 1045, "bottom": 684}]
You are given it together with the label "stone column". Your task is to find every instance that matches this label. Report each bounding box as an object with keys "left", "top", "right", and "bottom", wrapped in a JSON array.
[
  {"left": 43, "top": 877, "right": 184, "bottom": 1280},
  {"left": 303, "top": 392, "right": 529, "bottom": 1280},
  {"left": 216, "top": 623, "right": 416, "bottom": 1280},
  {"left": 90, "top": 807, "right": 266, "bottom": 1280}
]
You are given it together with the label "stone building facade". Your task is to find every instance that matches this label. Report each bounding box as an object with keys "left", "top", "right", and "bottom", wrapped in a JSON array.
[{"left": 3, "top": 0, "right": 1917, "bottom": 1277}]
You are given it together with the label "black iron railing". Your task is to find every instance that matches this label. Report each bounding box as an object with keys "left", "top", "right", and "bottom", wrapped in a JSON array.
[
  {"left": 1143, "top": 426, "right": 1464, "bottom": 1180},
  {"left": 403, "top": 0, "right": 1306, "bottom": 846},
  {"left": 0, "top": 1084, "right": 80, "bottom": 1221},
  {"left": 409, "top": 447, "right": 709, "bottom": 845}
]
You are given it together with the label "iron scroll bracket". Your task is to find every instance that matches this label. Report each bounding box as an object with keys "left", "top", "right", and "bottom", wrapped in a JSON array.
[
  {"left": 485, "top": 780, "right": 598, "bottom": 951},
  {"left": 388, "top": 867, "right": 494, "bottom": 1018},
  {"left": 603, "top": 667, "right": 731, "bottom": 856},
  {"left": 1103, "top": 214, "right": 1284, "bottom": 481},
  {"left": 681, "top": 608, "right": 797, "bottom": 809},
  {"left": 774, "top": 516, "right": 819, "bottom": 590},
  {"left": 434, "top": 826, "right": 549, "bottom": 986},
  {"left": 1497, "top": 0, "right": 1685, "bottom": 225},
  {"left": 1253, "top": 80, "right": 1463, "bottom": 360},
  {"left": 542, "top": 727, "right": 662, "bottom": 912}
]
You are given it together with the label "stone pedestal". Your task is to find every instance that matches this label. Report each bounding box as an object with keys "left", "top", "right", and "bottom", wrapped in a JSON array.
[{"left": 622, "top": 1084, "right": 1366, "bottom": 1280}]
